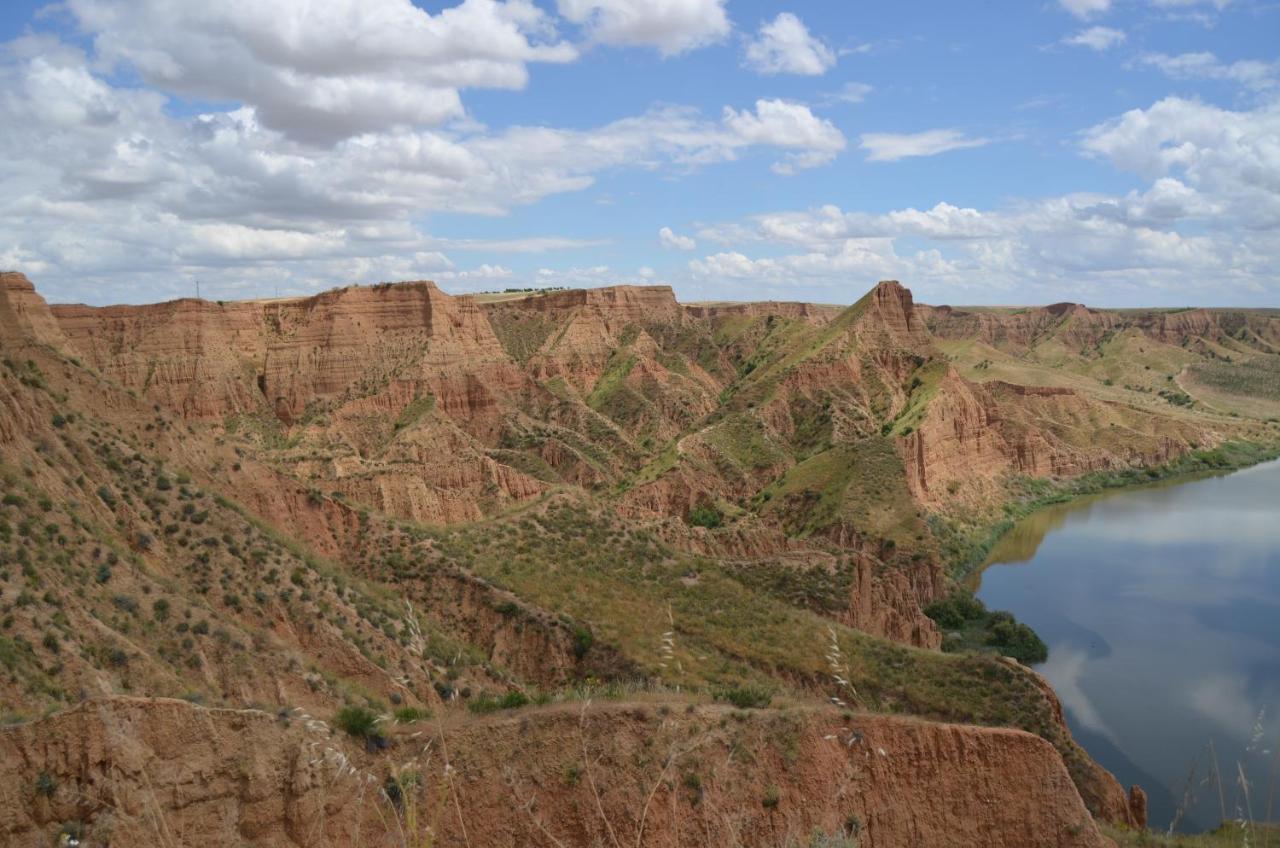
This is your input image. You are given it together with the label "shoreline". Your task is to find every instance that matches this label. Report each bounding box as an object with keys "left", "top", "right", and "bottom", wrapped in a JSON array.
[{"left": 943, "top": 439, "right": 1280, "bottom": 590}]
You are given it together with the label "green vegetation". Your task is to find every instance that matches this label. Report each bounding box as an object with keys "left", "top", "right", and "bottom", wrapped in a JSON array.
[
  {"left": 1189, "top": 355, "right": 1280, "bottom": 400},
  {"left": 756, "top": 436, "right": 926, "bottom": 546},
  {"left": 393, "top": 393, "right": 435, "bottom": 432},
  {"left": 468, "top": 690, "right": 534, "bottom": 714},
  {"left": 485, "top": 311, "right": 561, "bottom": 363},
  {"left": 925, "top": 594, "right": 1048, "bottom": 665},
  {"left": 35, "top": 771, "right": 56, "bottom": 797},
  {"left": 334, "top": 705, "right": 384, "bottom": 742},
  {"left": 412, "top": 500, "right": 1090, "bottom": 792},
  {"left": 713, "top": 684, "right": 774, "bottom": 709},
  {"left": 392, "top": 706, "right": 430, "bottom": 723},
  {"left": 1103, "top": 823, "right": 1280, "bottom": 847},
  {"left": 587, "top": 350, "right": 645, "bottom": 425},
  {"left": 687, "top": 503, "right": 723, "bottom": 529}
]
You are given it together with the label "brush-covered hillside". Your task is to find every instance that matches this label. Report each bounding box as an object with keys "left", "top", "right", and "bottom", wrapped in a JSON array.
[{"left": 1, "top": 269, "right": 1276, "bottom": 847}]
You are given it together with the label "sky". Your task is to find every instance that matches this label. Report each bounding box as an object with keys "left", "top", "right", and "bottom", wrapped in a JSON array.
[{"left": 0, "top": 0, "right": 1277, "bottom": 307}]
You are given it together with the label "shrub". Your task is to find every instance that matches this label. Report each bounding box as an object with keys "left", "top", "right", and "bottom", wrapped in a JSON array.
[
  {"left": 924, "top": 593, "right": 986, "bottom": 630},
  {"left": 35, "top": 771, "right": 57, "bottom": 797},
  {"left": 761, "top": 785, "right": 780, "bottom": 809},
  {"left": 468, "top": 690, "right": 531, "bottom": 714},
  {"left": 688, "top": 503, "right": 723, "bottom": 529},
  {"left": 986, "top": 614, "right": 1048, "bottom": 664},
  {"left": 393, "top": 706, "right": 430, "bottom": 723},
  {"left": 713, "top": 684, "right": 773, "bottom": 709},
  {"left": 335, "top": 705, "right": 383, "bottom": 740},
  {"left": 572, "top": 625, "right": 594, "bottom": 660}
]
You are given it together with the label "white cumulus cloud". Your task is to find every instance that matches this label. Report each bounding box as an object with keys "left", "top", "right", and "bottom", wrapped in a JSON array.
[
  {"left": 743, "top": 13, "right": 836, "bottom": 76},
  {"left": 686, "top": 96, "right": 1280, "bottom": 304},
  {"left": 65, "top": 0, "right": 577, "bottom": 145},
  {"left": 659, "top": 227, "right": 696, "bottom": 250},
  {"left": 557, "top": 0, "right": 729, "bottom": 55}
]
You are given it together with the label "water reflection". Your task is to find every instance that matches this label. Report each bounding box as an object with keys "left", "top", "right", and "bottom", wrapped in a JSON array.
[{"left": 975, "top": 460, "right": 1280, "bottom": 832}]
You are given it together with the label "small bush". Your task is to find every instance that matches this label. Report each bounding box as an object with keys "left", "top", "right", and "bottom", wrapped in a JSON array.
[
  {"left": 572, "top": 625, "right": 594, "bottom": 660},
  {"left": 688, "top": 503, "right": 723, "bottom": 529},
  {"left": 393, "top": 706, "right": 430, "bottom": 723},
  {"left": 35, "top": 771, "right": 57, "bottom": 797},
  {"left": 468, "top": 690, "right": 532, "bottom": 714},
  {"left": 713, "top": 685, "right": 773, "bottom": 709},
  {"left": 335, "top": 705, "right": 383, "bottom": 740},
  {"left": 987, "top": 614, "right": 1048, "bottom": 664},
  {"left": 924, "top": 593, "right": 986, "bottom": 630}
]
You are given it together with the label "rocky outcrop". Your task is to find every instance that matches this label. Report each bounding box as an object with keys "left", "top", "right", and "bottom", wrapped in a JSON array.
[
  {"left": 919, "top": 300, "right": 1280, "bottom": 354},
  {"left": 0, "top": 271, "right": 68, "bottom": 349},
  {"left": 0, "top": 697, "right": 1116, "bottom": 848},
  {"left": 845, "top": 553, "right": 944, "bottom": 650},
  {"left": 485, "top": 285, "right": 684, "bottom": 391},
  {"left": 898, "top": 369, "right": 1213, "bottom": 502},
  {"left": 49, "top": 281, "right": 523, "bottom": 425},
  {"left": 53, "top": 296, "right": 268, "bottom": 419},
  {"left": 685, "top": 300, "right": 844, "bottom": 324},
  {"left": 261, "top": 282, "right": 520, "bottom": 425},
  {"left": 521, "top": 284, "right": 682, "bottom": 324}
]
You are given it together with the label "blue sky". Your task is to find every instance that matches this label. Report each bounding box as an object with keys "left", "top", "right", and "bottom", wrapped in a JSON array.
[{"left": 0, "top": 0, "right": 1276, "bottom": 306}]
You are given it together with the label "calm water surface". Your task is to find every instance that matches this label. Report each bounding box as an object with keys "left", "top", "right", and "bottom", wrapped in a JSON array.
[{"left": 975, "top": 460, "right": 1280, "bottom": 831}]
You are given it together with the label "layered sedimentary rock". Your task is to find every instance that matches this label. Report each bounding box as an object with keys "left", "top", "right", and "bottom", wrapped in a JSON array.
[
  {"left": 0, "top": 698, "right": 1117, "bottom": 848},
  {"left": 920, "top": 301, "right": 1280, "bottom": 353},
  {"left": 485, "top": 285, "right": 685, "bottom": 390},
  {"left": 898, "top": 369, "right": 1210, "bottom": 502},
  {"left": 54, "top": 296, "right": 267, "bottom": 419},
  {"left": 1, "top": 271, "right": 68, "bottom": 349},
  {"left": 845, "top": 552, "right": 946, "bottom": 650},
  {"left": 684, "top": 299, "right": 844, "bottom": 324},
  {"left": 260, "top": 282, "right": 520, "bottom": 426}
]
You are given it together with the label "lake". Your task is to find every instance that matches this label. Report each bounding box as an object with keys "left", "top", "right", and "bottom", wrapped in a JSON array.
[{"left": 975, "top": 460, "right": 1280, "bottom": 832}]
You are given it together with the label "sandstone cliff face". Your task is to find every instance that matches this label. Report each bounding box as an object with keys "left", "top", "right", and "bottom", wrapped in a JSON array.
[
  {"left": 261, "top": 282, "right": 520, "bottom": 427},
  {"left": 685, "top": 299, "right": 844, "bottom": 325},
  {"left": 920, "top": 301, "right": 1280, "bottom": 354},
  {"left": 844, "top": 552, "right": 945, "bottom": 650},
  {"left": 0, "top": 272, "right": 67, "bottom": 349},
  {"left": 487, "top": 285, "right": 685, "bottom": 390},
  {"left": 0, "top": 698, "right": 1116, "bottom": 848},
  {"left": 898, "top": 369, "right": 1215, "bottom": 503},
  {"left": 918, "top": 302, "right": 1120, "bottom": 353},
  {"left": 54, "top": 296, "right": 268, "bottom": 419}
]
